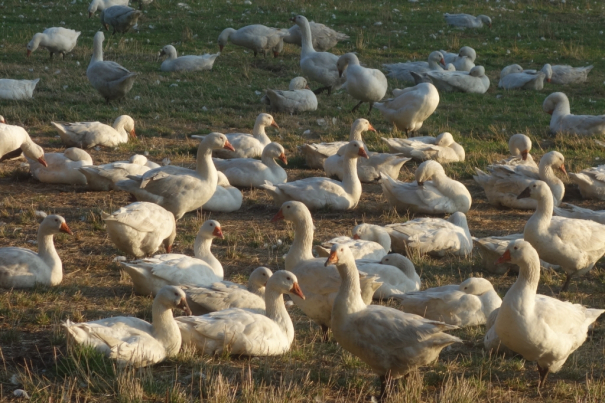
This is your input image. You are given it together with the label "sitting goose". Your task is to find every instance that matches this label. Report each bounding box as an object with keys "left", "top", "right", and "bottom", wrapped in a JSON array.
[
  {"left": 201, "top": 171, "right": 243, "bottom": 213},
  {"left": 541, "top": 64, "right": 593, "bottom": 85},
  {"left": 87, "top": 31, "right": 137, "bottom": 103},
  {"left": 0, "top": 214, "right": 72, "bottom": 288},
  {"left": 88, "top": 0, "right": 128, "bottom": 17},
  {"left": 214, "top": 142, "right": 287, "bottom": 188},
  {"left": 382, "top": 132, "right": 465, "bottom": 163},
  {"left": 159, "top": 45, "right": 219, "bottom": 72},
  {"left": 337, "top": 53, "right": 387, "bottom": 113},
  {"left": 51, "top": 115, "right": 135, "bottom": 148},
  {"left": 283, "top": 21, "right": 349, "bottom": 52},
  {"left": 0, "top": 122, "right": 46, "bottom": 165},
  {"left": 314, "top": 223, "right": 391, "bottom": 261},
  {"left": 543, "top": 92, "right": 605, "bottom": 136},
  {"left": 261, "top": 77, "right": 318, "bottom": 113},
  {"left": 498, "top": 64, "right": 546, "bottom": 90},
  {"left": 0, "top": 78, "right": 40, "bottom": 100},
  {"left": 440, "top": 46, "right": 476, "bottom": 71},
  {"left": 63, "top": 286, "right": 191, "bottom": 368},
  {"left": 426, "top": 65, "right": 490, "bottom": 93},
  {"left": 27, "top": 147, "right": 93, "bottom": 185},
  {"left": 495, "top": 133, "right": 537, "bottom": 167},
  {"left": 383, "top": 51, "right": 450, "bottom": 83},
  {"left": 79, "top": 154, "right": 157, "bottom": 191},
  {"left": 568, "top": 164, "right": 605, "bottom": 200},
  {"left": 100, "top": 5, "right": 142, "bottom": 34},
  {"left": 218, "top": 25, "right": 288, "bottom": 57},
  {"left": 380, "top": 160, "right": 472, "bottom": 214},
  {"left": 444, "top": 13, "right": 492, "bottom": 28},
  {"left": 27, "top": 27, "right": 81, "bottom": 59}
]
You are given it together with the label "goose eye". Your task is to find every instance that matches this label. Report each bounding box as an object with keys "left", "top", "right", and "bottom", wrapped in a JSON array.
[
  {"left": 514, "top": 247, "right": 518, "bottom": 250},
  {"left": 55, "top": 219, "right": 58, "bottom": 222},
  {"left": 533, "top": 185, "right": 536, "bottom": 188},
  {"left": 287, "top": 206, "right": 290, "bottom": 209},
  {"left": 209, "top": 223, "right": 213, "bottom": 226},
  {"left": 287, "top": 277, "right": 291, "bottom": 280}
]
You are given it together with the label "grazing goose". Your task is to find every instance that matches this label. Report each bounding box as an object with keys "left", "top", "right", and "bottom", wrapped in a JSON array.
[
  {"left": 440, "top": 46, "right": 476, "bottom": 71},
  {"left": 116, "top": 133, "right": 235, "bottom": 219},
  {"left": 291, "top": 15, "right": 346, "bottom": 95},
  {"left": 159, "top": 45, "right": 219, "bottom": 72},
  {"left": 102, "top": 202, "right": 176, "bottom": 258},
  {"left": 380, "top": 160, "right": 472, "bottom": 214},
  {"left": 27, "top": 27, "right": 81, "bottom": 59},
  {"left": 496, "top": 133, "right": 537, "bottom": 167},
  {"left": 64, "top": 286, "right": 191, "bottom": 368},
  {"left": 0, "top": 122, "right": 46, "bottom": 165},
  {"left": 382, "top": 132, "right": 465, "bottom": 163},
  {"left": 27, "top": 147, "right": 93, "bottom": 185},
  {"left": 474, "top": 151, "right": 566, "bottom": 209},
  {"left": 88, "top": 0, "right": 128, "bottom": 17},
  {"left": 272, "top": 201, "right": 381, "bottom": 339},
  {"left": 444, "top": 13, "right": 492, "bottom": 28},
  {"left": 177, "top": 271, "right": 304, "bottom": 356},
  {"left": 567, "top": 164, "right": 605, "bottom": 200},
  {"left": 87, "top": 31, "right": 137, "bottom": 103},
  {"left": 0, "top": 78, "right": 40, "bottom": 100},
  {"left": 283, "top": 21, "right": 349, "bottom": 51},
  {"left": 520, "top": 180, "right": 605, "bottom": 292},
  {"left": 326, "top": 244, "right": 461, "bottom": 399},
  {"left": 100, "top": 6, "right": 142, "bottom": 34},
  {"left": 0, "top": 214, "right": 72, "bottom": 288},
  {"left": 541, "top": 64, "right": 593, "bottom": 85},
  {"left": 79, "top": 154, "right": 156, "bottom": 191},
  {"left": 183, "top": 267, "right": 272, "bottom": 315},
  {"left": 261, "top": 77, "right": 318, "bottom": 113},
  {"left": 543, "top": 92, "right": 605, "bottom": 136},
  {"left": 337, "top": 53, "right": 387, "bottom": 113},
  {"left": 374, "top": 83, "right": 440, "bottom": 135},
  {"left": 498, "top": 64, "right": 546, "bottom": 90},
  {"left": 383, "top": 51, "right": 449, "bottom": 83},
  {"left": 426, "top": 65, "right": 490, "bottom": 93},
  {"left": 217, "top": 25, "right": 288, "bottom": 57},
  {"left": 390, "top": 277, "right": 501, "bottom": 327},
  {"left": 261, "top": 141, "right": 368, "bottom": 210},
  {"left": 213, "top": 142, "right": 287, "bottom": 188},
  {"left": 51, "top": 115, "right": 135, "bottom": 148},
  {"left": 494, "top": 240, "right": 604, "bottom": 388},
  {"left": 201, "top": 171, "right": 243, "bottom": 213}
]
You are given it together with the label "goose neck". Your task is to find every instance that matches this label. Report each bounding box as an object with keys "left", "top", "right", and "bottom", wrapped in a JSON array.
[
  {"left": 507, "top": 257, "right": 539, "bottom": 314},
  {"left": 196, "top": 143, "right": 218, "bottom": 188},
  {"left": 539, "top": 165, "right": 564, "bottom": 205},
  {"left": 341, "top": 155, "right": 362, "bottom": 204},
  {"left": 37, "top": 232, "right": 62, "bottom": 286},
  {"left": 91, "top": 35, "right": 104, "bottom": 64},
  {"left": 262, "top": 154, "right": 280, "bottom": 170},
  {"left": 252, "top": 122, "right": 271, "bottom": 146},
  {"left": 298, "top": 19, "right": 315, "bottom": 56},
  {"left": 285, "top": 212, "right": 315, "bottom": 270},
  {"left": 264, "top": 288, "right": 294, "bottom": 344},
  {"left": 151, "top": 300, "right": 182, "bottom": 356},
  {"left": 193, "top": 235, "right": 222, "bottom": 277},
  {"left": 531, "top": 193, "right": 554, "bottom": 227},
  {"left": 333, "top": 261, "right": 366, "bottom": 317}
]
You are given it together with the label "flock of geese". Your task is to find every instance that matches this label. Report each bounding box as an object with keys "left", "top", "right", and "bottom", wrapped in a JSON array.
[{"left": 2, "top": 1, "right": 605, "bottom": 399}]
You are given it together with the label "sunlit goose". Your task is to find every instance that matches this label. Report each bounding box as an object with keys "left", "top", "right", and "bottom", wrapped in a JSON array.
[
  {"left": 337, "top": 53, "right": 387, "bottom": 113},
  {"left": 426, "top": 66, "right": 490, "bottom": 93},
  {"left": 51, "top": 115, "right": 135, "bottom": 148},
  {"left": 261, "top": 77, "right": 318, "bottom": 113},
  {"left": 326, "top": 244, "right": 461, "bottom": 399},
  {"left": 441, "top": 46, "right": 476, "bottom": 71},
  {"left": 474, "top": 151, "right": 566, "bottom": 209},
  {"left": 218, "top": 25, "right": 288, "bottom": 57},
  {"left": 0, "top": 78, "right": 40, "bottom": 100},
  {"left": 201, "top": 171, "right": 243, "bottom": 213},
  {"left": 64, "top": 286, "right": 191, "bottom": 368},
  {"left": 541, "top": 64, "right": 593, "bottom": 85},
  {"left": 214, "top": 142, "right": 287, "bottom": 188},
  {"left": 494, "top": 240, "right": 604, "bottom": 388},
  {"left": 543, "top": 92, "right": 605, "bottom": 135},
  {"left": 568, "top": 164, "right": 605, "bottom": 200},
  {"left": 383, "top": 51, "right": 449, "bottom": 83},
  {"left": 355, "top": 254, "right": 421, "bottom": 299},
  {"left": 314, "top": 228, "right": 390, "bottom": 262},
  {"left": 382, "top": 132, "right": 465, "bottom": 163},
  {"left": 27, "top": 27, "right": 80, "bottom": 59},
  {"left": 283, "top": 21, "right": 349, "bottom": 51},
  {"left": 495, "top": 133, "right": 537, "bottom": 167},
  {"left": 100, "top": 6, "right": 142, "bottom": 34},
  {"left": 0, "top": 122, "right": 46, "bottom": 165},
  {"left": 159, "top": 45, "right": 219, "bottom": 72},
  {"left": 88, "top": 0, "right": 128, "bottom": 17},
  {"left": 0, "top": 214, "right": 72, "bottom": 288},
  {"left": 498, "top": 64, "right": 546, "bottom": 90},
  {"left": 444, "top": 13, "right": 492, "bottom": 28},
  {"left": 79, "top": 154, "right": 156, "bottom": 191},
  {"left": 27, "top": 147, "right": 93, "bottom": 185},
  {"left": 380, "top": 160, "right": 472, "bottom": 214}
]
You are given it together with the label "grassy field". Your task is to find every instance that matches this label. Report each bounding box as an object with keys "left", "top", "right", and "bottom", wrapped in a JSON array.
[{"left": 1, "top": 0, "right": 605, "bottom": 401}]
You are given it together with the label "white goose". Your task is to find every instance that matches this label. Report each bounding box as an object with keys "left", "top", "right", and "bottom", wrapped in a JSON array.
[
  {"left": 261, "top": 77, "right": 318, "bottom": 113},
  {"left": 426, "top": 66, "right": 490, "bottom": 94},
  {"left": 177, "top": 271, "right": 304, "bottom": 356},
  {"left": 27, "top": 27, "right": 80, "bottom": 59},
  {"left": 51, "top": 115, "right": 136, "bottom": 149},
  {"left": 361, "top": 254, "right": 421, "bottom": 298},
  {"left": 116, "top": 133, "right": 235, "bottom": 219},
  {"left": 440, "top": 46, "right": 476, "bottom": 71},
  {"left": 183, "top": 267, "right": 272, "bottom": 315},
  {"left": 474, "top": 151, "right": 566, "bottom": 209},
  {"left": 337, "top": 53, "right": 388, "bottom": 113},
  {"left": 494, "top": 240, "right": 604, "bottom": 388},
  {"left": 314, "top": 223, "right": 392, "bottom": 261},
  {"left": 380, "top": 160, "right": 472, "bottom": 214},
  {"left": 382, "top": 132, "right": 465, "bottom": 163},
  {"left": 0, "top": 78, "right": 40, "bottom": 100},
  {"left": 0, "top": 122, "right": 46, "bottom": 165},
  {"left": 201, "top": 171, "right": 243, "bottom": 213},
  {"left": 374, "top": 83, "right": 440, "bottom": 135},
  {"left": 102, "top": 202, "right": 176, "bottom": 258},
  {"left": 543, "top": 92, "right": 605, "bottom": 135},
  {"left": 261, "top": 141, "right": 368, "bottom": 210},
  {"left": 272, "top": 201, "right": 381, "bottom": 338},
  {"left": 217, "top": 25, "right": 288, "bottom": 57},
  {"left": 498, "top": 64, "right": 546, "bottom": 90},
  {"left": 0, "top": 214, "right": 72, "bottom": 288},
  {"left": 63, "top": 286, "right": 191, "bottom": 368},
  {"left": 568, "top": 164, "right": 605, "bottom": 200},
  {"left": 79, "top": 154, "right": 157, "bottom": 191},
  {"left": 390, "top": 277, "right": 502, "bottom": 327},
  {"left": 87, "top": 31, "right": 137, "bottom": 103},
  {"left": 100, "top": 6, "right": 142, "bottom": 34},
  {"left": 27, "top": 147, "right": 93, "bottom": 185},
  {"left": 326, "top": 244, "right": 461, "bottom": 399},
  {"left": 383, "top": 51, "right": 449, "bottom": 83},
  {"left": 159, "top": 45, "right": 219, "bottom": 72},
  {"left": 214, "top": 142, "right": 287, "bottom": 188},
  {"left": 291, "top": 15, "right": 346, "bottom": 95},
  {"left": 495, "top": 133, "right": 537, "bottom": 167},
  {"left": 520, "top": 180, "right": 605, "bottom": 292},
  {"left": 444, "top": 13, "right": 492, "bottom": 28},
  {"left": 283, "top": 21, "right": 349, "bottom": 51},
  {"left": 88, "top": 0, "right": 128, "bottom": 17},
  {"left": 541, "top": 64, "right": 593, "bottom": 85}
]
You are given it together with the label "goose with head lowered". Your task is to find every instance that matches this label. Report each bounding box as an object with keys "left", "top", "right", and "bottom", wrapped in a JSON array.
[
  {"left": 0, "top": 214, "right": 73, "bottom": 289},
  {"left": 314, "top": 222, "right": 392, "bottom": 261},
  {"left": 426, "top": 65, "right": 490, "bottom": 94},
  {"left": 495, "top": 133, "right": 537, "bottom": 167},
  {"left": 382, "top": 132, "right": 465, "bottom": 163},
  {"left": 116, "top": 133, "right": 235, "bottom": 220},
  {"left": 88, "top": 0, "right": 128, "bottom": 17},
  {"left": 543, "top": 92, "right": 605, "bottom": 136},
  {"left": 79, "top": 154, "right": 159, "bottom": 191},
  {"left": 27, "top": 147, "right": 92, "bottom": 186},
  {"left": 494, "top": 240, "right": 604, "bottom": 388},
  {"left": 383, "top": 51, "right": 451, "bottom": 83},
  {"left": 0, "top": 122, "right": 46, "bottom": 166},
  {"left": 261, "top": 77, "right": 318, "bottom": 113},
  {"left": 541, "top": 64, "right": 593, "bottom": 85},
  {"left": 218, "top": 25, "right": 288, "bottom": 57},
  {"left": 498, "top": 64, "right": 546, "bottom": 91},
  {"left": 159, "top": 45, "right": 219, "bottom": 72},
  {"left": 63, "top": 285, "right": 191, "bottom": 368},
  {"left": 51, "top": 115, "right": 136, "bottom": 149},
  {"left": 100, "top": 5, "right": 142, "bottom": 34},
  {"left": 337, "top": 53, "right": 387, "bottom": 113},
  {"left": 27, "top": 27, "right": 80, "bottom": 59},
  {"left": 326, "top": 244, "right": 461, "bottom": 399}
]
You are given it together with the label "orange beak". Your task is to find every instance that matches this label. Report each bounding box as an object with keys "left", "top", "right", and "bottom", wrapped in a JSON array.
[
  {"left": 271, "top": 209, "right": 284, "bottom": 222},
  {"left": 324, "top": 250, "right": 338, "bottom": 266},
  {"left": 219, "top": 44, "right": 224, "bottom": 52},
  {"left": 213, "top": 226, "right": 224, "bottom": 239},
  {"left": 289, "top": 282, "right": 305, "bottom": 299},
  {"left": 305, "top": 85, "right": 311, "bottom": 89},
  {"left": 177, "top": 297, "right": 192, "bottom": 316},
  {"left": 352, "top": 234, "right": 361, "bottom": 240},
  {"left": 27, "top": 49, "right": 31, "bottom": 57},
  {"left": 130, "top": 129, "right": 136, "bottom": 138},
  {"left": 521, "top": 150, "right": 529, "bottom": 161},
  {"left": 338, "top": 69, "right": 343, "bottom": 78},
  {"left": 358, "top": 147, "right": 369, "bottom": 159},
  {"left": 223, "top": 140, "right": 235, "bottom": 152},
  {"left": 271, "top": 120, "right": 280, "bottom": 129},
  {"left": 88, "top": 11, "right": 93, "bottom": 18},
  {"left": 560, "top": 164, "right": 567, "bottom": 176},
  {"left": 278, "top": 153, "right": 288, "bottom": 165},
  {"left": 38, "top": 157, "right": 48, "bottom": 167},
  {"left": 60, "top": 222, "right": 73, "bottom": 235},
  {"left": 440, "top": 58, "right": 445, "bottom": 66},
  {"left": 496, "top": 249, "right": 511, "bottom": 264},
  {"left": 367, "top": 123, "right": 376, "bottom": 132}
]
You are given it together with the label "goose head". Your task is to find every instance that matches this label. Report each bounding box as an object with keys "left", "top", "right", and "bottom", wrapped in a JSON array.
[
  {"left": 217, "top": 28, "right": 236, "bottom": 52},
  {"left": 87, "top": 0, "right": 100, "bottom": 17},
  {"left": 478, "top": 15, "right": 492, "bottom": 28},
  {"left": 539, "top": 150, "right": 567, "bottom": 177},
  {"left": 156, "top": 285, "right": 191, "bottom": 315},
  {"left": 290, "top": 15, "right": 309, "bottom": 27},
  {"left": 458, "top": 46, "right": 476, "bottom": 62},
  {"left": 113, "top": 115, "right": 136, "bottom": 138},
  {"left": 250, "top": 266, "right": 273, "bottom": 287},
  {"left": 541, "top": 64, "right": 553, "bottom": 82},
  {"left": 379, "top": 254, "right": 416, "bottom": 277},
  {"left": 63, "top": 147, "right": 92, "bottom": 163},
  {"left": 447, "top": 212, "right": 469, "bottom": 229},
  {"left": 199, "top": 220, "right": 224, "bottom": 240},
  {"left": 428, "top": 51, "right": 446, "bottom": 67},
  {"left": 516, "top": 180, "right": 551, "bottom": 201},
  {"left": 268, "top": 270, "right": 305, "bottom": 299},
  {"left": 271, "top": 200, "right": 310, "bottom": 223},
  {"left": 26, "top": 33, "right": 43, "bottom": 56},
  {"left": 324, "top": 243, "right": 356, "bottom": 268},
  {"left": 542, "top": 92, "right": 569, "bottom": 115},
  {"left": 159, "top": 45, "right": 178, "bottom": 59},
  {"left": 344, "top": 141, "right": 369, "bottom": 159},
  {"left": 202, "top": 132, "right": 235, "bottom": 152},
  {"left": 256, "top": 113, "right": 279, "bottom": 129},
  {"left": 41, "top": 214, "right": 73, "bottom": 236},
  {"left": 496, "top": 239, "right": 539, "bottom": 268},
  {"left": 458, "top": 277, "right": 494, "bottom": 296},
  {"left": 415, "top": 160, "right": 445, "bottom": 186},
  {"left": 350, "top": 118, "right": 376, "bottom": 137},
  {"left": 352, "top": 223, "right": 380, "bottom": 240},
  {"left": 501, "top": 64, "right": 523, "bottom": 78},
  {"left": 289, "top": 77, "right": 309, "bottom": 90},
  {"left": 129, "top": 154, "right": 148, "bottom": 165},
  {"left": 336, "top": 53, "right": 360, "bottom": 77},
  {"left": 469, "top": 66, "right": 486, "bottom": 77},
  {"left": 21, "top": 141, "right": 47, "bottom": 167},
  {"left": 263, "top": 142, "right": 287, "bottom": 165},
  {"left": 508, "top": 133, "right": 532, "bottom": 160},
  {"left": 435, "top": 132, "right": 455, "bottom": 147}
]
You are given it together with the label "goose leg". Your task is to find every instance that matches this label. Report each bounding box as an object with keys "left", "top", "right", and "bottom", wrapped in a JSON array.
[
  {"left": 560, "top": 273, "right": 572, "bottom": 293},
  {"left": 49, "top": 52, "right": 54, "bottom": 59},
  {"left": 320, "top": 325, "right": 330, "bottom": 342},
  {"left": 0, "top": 148, "right": 24, "bottom": 162},
  {"left": 368, "top": 102, "right": 374, "bottom": 114},
  {"left": 351, "top": 101, "right": 364, "bottom": 113},
  {"left": 537, "top": 364, "right": 550, "bottom": 389},
  {"left": 254, "top": 51, "right": 258, "bottom": 57},
  {"left": 379, "top": 375, "right": 390, "bottom": 401}
]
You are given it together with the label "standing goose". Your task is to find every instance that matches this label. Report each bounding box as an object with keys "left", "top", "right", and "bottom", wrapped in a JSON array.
[
  {"left": 337, "top": 53, "right": 387, "bottom": 113},
  {"left": 261, "top": 141, "right": 368, "bottom": 210},
  {"left": 217, "top": 25, "right": 288, "bottom": 57},
  {"left": 176, "top": 271, "right": 304, "bottom": 356},
  {"left": 326, "top": 244, "right": 461, "bottom": 399},
  {"left": 63, "top": 286, "right": 191, "bottom": 368},
  {"left": 283, "top": 21, "right": 349, "bottom": 51},
  {"left": 444, "top": 13, "right": 492, "bottom": 28},
  {"left": 27, "top": 147, "right": 93, "bottom": 185},
  {"left": 116, "top": 133, "right": 235, "bottom": 219},
  {"left": 383, "top": 51, "right": 449, "bottom": 83},
  {"left": 100, "top": 6, "right": 142, "bottom": 34},
  {"left": 159, "top": 45, "right": 219, "bottom": 72},
  {"left": 382, "top": 132, "right": 465, "bottom": 163},
  {"left": 519, "top": 180, "right": 605, "bottom": 292},
  {"left": 0, "top": 214, "right": 73, "bottom": 288},
  {"left": 26, "top": 27, "right": 81, "bottom": 59},
  {"left": 541, "top": 64, "right": 593, "bottom": 85},
  {"left": 261, "top": 77, "right": 318, "bottom": 113},
  {"left": 51, "top": 115, "right": 136, "bottom": 148},
  {"left": 543, "top": 92, "right": 605, "bottom": 136},
  {"left": 88, "top": 0, "right": 128, "bottom": 17},
  {"left": 87, "top": 31, "right": 137, "bottom": 103},
  {"left": 291, "top": 15, "right": 346, "bottom": 95},
  {"left": 0, "top": 122, "right": 46, "bottom": 166},
  {"left": 494, "top": 240, "right": 604, "bottom": 388}
]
